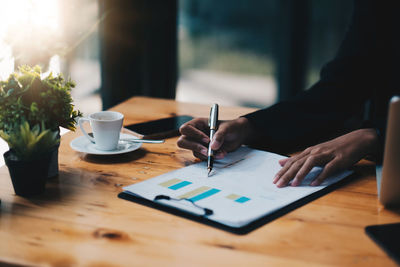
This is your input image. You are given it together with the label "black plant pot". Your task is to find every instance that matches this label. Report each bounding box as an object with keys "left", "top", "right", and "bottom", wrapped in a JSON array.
[
  {"left": 3, "top": 149, "right": 54, "bottom": 197},
  {"left": 47, "top": 143, "right": 60, "bottom": 179}
]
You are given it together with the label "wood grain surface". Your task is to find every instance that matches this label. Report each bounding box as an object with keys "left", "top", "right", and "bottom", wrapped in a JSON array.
[{"left": 0, "top": 97, "right": 399, "bottom": 267}]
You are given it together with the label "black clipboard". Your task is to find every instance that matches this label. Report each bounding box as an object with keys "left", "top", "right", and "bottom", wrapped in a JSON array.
[{"left": 118, "top": 173, "right": 354, "bottom": 235}]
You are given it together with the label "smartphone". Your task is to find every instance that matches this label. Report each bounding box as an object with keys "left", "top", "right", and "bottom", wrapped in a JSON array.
[
  {"left": 124, "top": 115, "right": 193, "bottom": 139},
  {"left": 365, "top": 222, "right": 400, "bottom": 264}
]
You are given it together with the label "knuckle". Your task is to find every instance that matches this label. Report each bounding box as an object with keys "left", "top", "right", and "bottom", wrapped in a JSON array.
[
  {"left": 196, "top": 144, "right": 205, "bottom": 152},
  {"left": 297, "top": 167, "right": 308, "bottom": 176},
  {"left": 307, "top": 155, "right": 318, "bottom": 163},
  {"left": 178, "top": 125, "right": 185, "bottom": 135},
  {"left": 179, "top": 122, "right": 188, "bottom": 130},
  {"left": 176, "top": 136, "right": 185, "bottom": 147},
  {"left": 179, "top": 124, "right": 191, "bottom": 135},
  {"left": 286, "top": 157, "right": 294, "bottom": 165},
  {"left": 292, "top": 161, "right": 302, "bottom": 169},
  {"left": 335, "top": 153, "right": 344, "bottom": 160},
  {"left": 310, "top": 147, "right": 321, "bottom": 154},
  {"left": 296, "top": 171, "right": 306, "bottom": 179},
  {"left": 304, "top": 147, "right": 313, "bottom": 154}
]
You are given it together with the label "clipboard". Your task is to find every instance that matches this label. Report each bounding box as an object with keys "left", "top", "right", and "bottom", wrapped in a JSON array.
[
  {"left": 118, "top": 176, "right": 352, "bottom": 234},
  {"left": 118, "top": 147, "right": 354, "bottom": 234}
]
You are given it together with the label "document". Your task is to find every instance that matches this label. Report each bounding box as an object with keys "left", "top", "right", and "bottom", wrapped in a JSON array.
[{"left": 123, "top": 147, "right": 352, "bottom": 228}]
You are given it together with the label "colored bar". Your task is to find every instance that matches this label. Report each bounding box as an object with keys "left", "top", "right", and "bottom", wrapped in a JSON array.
[
  {"left": 159, "top": 178, "right": 181, "bottom": 187},
  {"left": 178, "top": 186, "right": 210, "bottom": 199},
  {"left": 235, "top": 196, "right": 250, "bottom": 203},
  {"left": 226, "top": 194, "right": 240, "bottom": 200},
  {"left": 168, "top": 181, "right": 192, "bottom": 190},
  {"left": 189, "top": 188, "right": 221, "bottom": 202}
]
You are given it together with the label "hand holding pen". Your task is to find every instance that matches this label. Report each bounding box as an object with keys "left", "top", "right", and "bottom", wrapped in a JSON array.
[{"left": 177, "top": 109, "right": 252, "bottom": 171}]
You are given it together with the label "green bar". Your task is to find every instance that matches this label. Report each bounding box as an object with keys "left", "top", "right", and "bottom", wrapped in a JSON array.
[
  {"left": 159, "top": 178, "right": 181, "bottom": 187},
  {"left": 178, "top": 186, "right": 210, "bottom": 199}
]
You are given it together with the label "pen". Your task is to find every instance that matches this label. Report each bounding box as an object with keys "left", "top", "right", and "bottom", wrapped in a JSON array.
[{"left": 207, "top": 103, "right": 219, "bottom": 176}]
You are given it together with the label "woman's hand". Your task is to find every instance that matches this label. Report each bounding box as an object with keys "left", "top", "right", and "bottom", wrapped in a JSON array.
[
  {"left": 273, "top": 128, "right": 379, "bottom": 187},
  {"left": 177, "top": 117, "right": 252, "bottom": 160}
]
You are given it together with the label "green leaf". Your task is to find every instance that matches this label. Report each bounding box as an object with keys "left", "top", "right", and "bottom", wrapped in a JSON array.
[
  {"left": 0, "top": 65, "right": 81, "bottom": 136},
  {"left": 5, "top": 88, "right": 14, "bottom": 97},
  {"left": 0, "top": 120, "right": 59, "bottom": 160}
]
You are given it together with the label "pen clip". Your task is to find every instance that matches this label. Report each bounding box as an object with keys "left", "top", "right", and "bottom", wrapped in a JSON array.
[
  {"left": 208, "top": 108, "right": 212, "bottom": 127},
  {"left": 154, "top": 195, "right": 213, "bottom": 216},
  {"left": 208, "top": 103, "right": 218, "bottom": 129}
]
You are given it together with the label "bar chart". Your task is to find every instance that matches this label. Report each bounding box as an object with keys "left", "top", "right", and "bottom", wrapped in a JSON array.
[{"left": 159, "top": 178, "right": 251, "bottom": 203}]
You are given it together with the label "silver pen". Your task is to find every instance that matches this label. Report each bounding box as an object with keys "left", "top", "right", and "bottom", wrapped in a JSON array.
[{"left": 207, "top": 104, "right": 219, "bottom": 176}]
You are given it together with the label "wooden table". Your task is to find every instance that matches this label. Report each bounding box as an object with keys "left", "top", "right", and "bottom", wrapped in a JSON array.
[{"left": 1, "top": 97, "right": 399, "bottom": 266}]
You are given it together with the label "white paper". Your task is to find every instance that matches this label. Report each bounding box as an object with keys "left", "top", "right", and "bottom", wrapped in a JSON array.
[{"left": 123, "top": 147, "right": 352, "bottom": 228}]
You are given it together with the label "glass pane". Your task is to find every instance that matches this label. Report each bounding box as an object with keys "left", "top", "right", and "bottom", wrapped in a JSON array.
[
  {"left": 177, "top": 0, "right": 278, "bottom": 108},
  {"left": 0, "top": 0, "right": 101, "bottom": 116}
]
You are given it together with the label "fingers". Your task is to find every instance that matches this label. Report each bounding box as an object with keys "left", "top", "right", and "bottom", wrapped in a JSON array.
[
  {"left": 191, "top": 146, "right": 227, "bottom": 160},
  {"left": 178, "top": 117, "right": 231, "bottom": 160},
  {"left": 178, "top": 118, "right": 209, "bottom": 159},
  {"left": 274, "top": 151, "right": 333, "bottom": 187},
  {"left": 279, "top": 158, "right": 289, "bottom": 166},
  {"left": 193, "top": 151, "right": 207, "bottom": 160},
  {"left": 210, "top": 124, "right": 228, "bottom": 151},
  {"left": 310, "top": 159, "right": 342, "bottom": 186},
  {"left": 274, "top": 156, "right": 308, "bottom": 187},
  {"left": 215, "top": 149, "right": 227, "bottom": 159},
  {"left": 178, "top": 117, "right": 244, "bottom": 161},
  {"left": 291, "top": 153, "right": 333, "bottom": 186},
  {"left": 273, "top": 151, "right": 310, "bottom": 184},
  {"left": 273, "top": 129, "right": 375, "bottom": 188},
  {"left": 177, "top": 136, "right": 208, "bottom": 158},
  {"left": 211, "top": 135, "right": 224, "bottom": 151},
  {"left": 179, "top": 118, "right": 210, "bottom": 144}
]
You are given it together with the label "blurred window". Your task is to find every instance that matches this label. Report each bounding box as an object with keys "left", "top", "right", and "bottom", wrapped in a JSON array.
[
  {"left": 0, "top": 0, "right": 101, "bottom": 116},
  {"left": 177, "top": 0, "right": 352, "bottom": 108}
]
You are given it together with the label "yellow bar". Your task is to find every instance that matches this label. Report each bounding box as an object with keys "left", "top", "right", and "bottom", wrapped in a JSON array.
[
  {"left": 159, "top": 178, "right": 181, "bottom": 187},
  {"left": 178, "top": 186, "right": 210, "bottom": 199},
  {"left": 226, "top": 194, "right": 240, "bottom": 200}
]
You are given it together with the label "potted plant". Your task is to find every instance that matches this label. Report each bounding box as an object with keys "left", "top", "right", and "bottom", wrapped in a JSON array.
[
  {"left": 0, "top": 65, "right": 81, "bottom": 196},
  {"left": 0, "top": 121, "right": 59, "bottom": 196}
]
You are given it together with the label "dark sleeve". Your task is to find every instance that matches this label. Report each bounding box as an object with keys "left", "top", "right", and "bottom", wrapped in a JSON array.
[{"left": 244, "top": 0, "right": 379, "bottom": 153}]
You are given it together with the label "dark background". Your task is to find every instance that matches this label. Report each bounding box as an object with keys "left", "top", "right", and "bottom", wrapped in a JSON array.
[{"left": 99, "top": 0, "right": 353, "bottom": 108}]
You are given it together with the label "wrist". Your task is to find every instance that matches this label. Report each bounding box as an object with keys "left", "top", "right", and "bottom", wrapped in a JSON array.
[
  {"left": 359, "top": 128, "right": 380, "bottom": 158},
  {"left": 236, "top": 117, "right": 255, "bottom": 144}
]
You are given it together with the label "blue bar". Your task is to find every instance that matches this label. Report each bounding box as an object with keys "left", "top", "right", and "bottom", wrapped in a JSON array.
[
  {"left": 189, "top": 188, "right": 221, "bottom": 202},
  {"left": 235, "top": 196, "right": 250, "bottom": 203},
  {"left": 168, "top": 181, "right": 192, "bottom": 190}
]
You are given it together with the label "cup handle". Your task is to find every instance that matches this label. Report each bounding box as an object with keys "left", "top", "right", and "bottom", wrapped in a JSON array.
[{"left": 78, "top": 117, "right": 95, "bottom": 144}]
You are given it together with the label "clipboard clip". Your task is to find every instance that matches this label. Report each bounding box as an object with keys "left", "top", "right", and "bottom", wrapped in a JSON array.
[{"left": 154, "top": 195, "right": 213, "bottom": 216}]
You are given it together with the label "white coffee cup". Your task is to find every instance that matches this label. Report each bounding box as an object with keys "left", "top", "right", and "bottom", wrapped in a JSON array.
[{"left": 78, "top": 111, "right": 124, "bottom": 151}]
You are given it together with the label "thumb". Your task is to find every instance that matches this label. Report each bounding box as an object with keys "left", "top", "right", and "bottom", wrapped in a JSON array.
[{"left": 211, "top": 128, "right": 226, "bottom": 151}]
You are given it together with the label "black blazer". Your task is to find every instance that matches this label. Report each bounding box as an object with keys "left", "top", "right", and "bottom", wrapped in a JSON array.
[{"left": 244, "top": 0, "right": 400, "bottom": 157}]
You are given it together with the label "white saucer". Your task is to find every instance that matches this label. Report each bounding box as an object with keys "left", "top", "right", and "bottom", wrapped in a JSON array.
[{"left": 70, "top": 133, "right": 142, "bottom": 155}]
